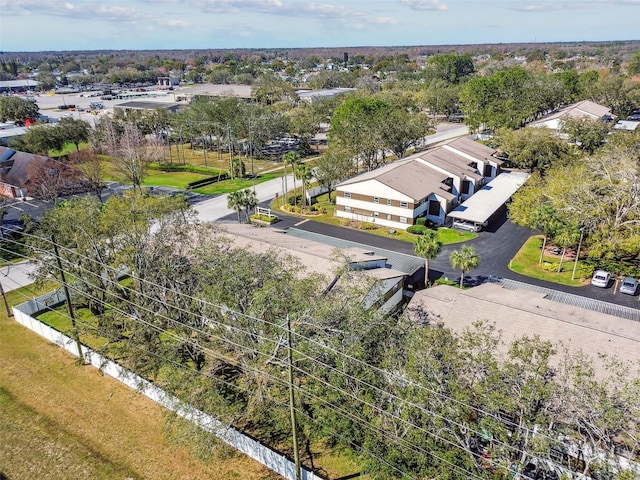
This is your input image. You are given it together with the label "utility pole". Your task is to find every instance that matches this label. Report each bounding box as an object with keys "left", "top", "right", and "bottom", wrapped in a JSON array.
[
  {"left": 286, "top": 315, "right": 302, "bottom": 480},
  {"left": 0, "top": 280, "right": 11, "bottom": 317},
  {"left": 51, "top": 236, "right": 84, "bottom": 363},
  {"left": 571, "top": 227, "right": 585, "bottom": 280},
  {"left": 227, "top": 124, "right": 234, "bottom": 179}
]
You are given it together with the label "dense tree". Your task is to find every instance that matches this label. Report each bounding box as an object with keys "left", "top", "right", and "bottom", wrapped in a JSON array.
[
  {"left": 425, "top": 53, "right": 474, "bottom": 84},
  {"left": 19, "top": 124, "right": 65, "bottom": 154},
  {"left": 418, "top": 83, "right": 461, "bottom": 118},
  {"left": 313, "top": 148, "right": 354, "bottom": 202},
  {"left": 460, "top": 68, "right": 563, "bottom": 131},
  {"left": 560, "top": 117, "right": 611, "bottom": 153},
  {"left": 253, "top": 73, "right": 298, "bottom": 105},
  {"left": 56, "top": 117, "right": 90, "bottom": 151},
  {"left": 628, "top": 51, "right": 640, "bottom": 76},
  {"left": 494, "top": 127, "right": 570, "bottom": 172},
  {"left": 287, "top": 103, "right": 321, "bottom": 151},
  {"left": 0, "top": 96, "right": 39, "bottom": 122},
  {"left": 509, "top": 139, "right": 640, "bottom": 265},
  {"left": 330, "top": 96, "right": 389, "bottom": 170}
]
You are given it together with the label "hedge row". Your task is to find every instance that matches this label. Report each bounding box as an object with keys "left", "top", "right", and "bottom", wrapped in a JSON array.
[{"left": 148, "top": 163, "right": 225, "bottom": 176}]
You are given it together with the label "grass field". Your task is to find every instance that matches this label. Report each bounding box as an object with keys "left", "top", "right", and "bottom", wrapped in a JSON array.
[
  {"left": 0, "top": 283, "right": 279, "bottom": 480},
  {"left": 509, "top": 235, "right": 591, "bottom": 286},
  {"left": 1, "top": 282, "right": 367, "bottom": 480}
]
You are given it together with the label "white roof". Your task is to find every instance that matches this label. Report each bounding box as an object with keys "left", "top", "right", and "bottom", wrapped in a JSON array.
[
  {"left": 0, "top": 80, "right": 40, "bottom": 88},
  {"left": 614, "top": 120, "right": 640, "bottom": 131},
  {"left": 447, "top": 170, "right": 530, "bottom": 224}
]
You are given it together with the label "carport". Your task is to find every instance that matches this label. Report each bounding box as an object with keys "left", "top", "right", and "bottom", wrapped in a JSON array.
[{"left": 447, "top": 170, "right": 530, "bottom": 228}]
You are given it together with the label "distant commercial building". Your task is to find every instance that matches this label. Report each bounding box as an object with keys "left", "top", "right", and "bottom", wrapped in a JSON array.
[{"left": 0, "top": 79, "right": 40, "bottom": 93}]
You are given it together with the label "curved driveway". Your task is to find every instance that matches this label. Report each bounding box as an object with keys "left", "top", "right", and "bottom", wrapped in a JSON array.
[{"left": 286, "top": 208, "right": 640, "bottom": 311}]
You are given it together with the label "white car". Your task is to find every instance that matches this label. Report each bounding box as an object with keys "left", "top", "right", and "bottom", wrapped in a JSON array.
[
  {"left": 452, "top": 219, "right": 481, "bottom": 232},
  {"left": 591, "top": 270, "right": 611, "bottom": 288}
]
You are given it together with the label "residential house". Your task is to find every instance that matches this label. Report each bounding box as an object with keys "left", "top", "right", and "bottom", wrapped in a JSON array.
[
  {"left": 335, "top": 137, "right": 501, "bottom": 230},
  {"left": 221, "top": 224, "right": 418, "bottom": 313},
  {"left": 528, "top": 100, "right": 613, "bottom": 131},
  {"left": 0, "top": 146, "right": 83, "bottom": 199}
]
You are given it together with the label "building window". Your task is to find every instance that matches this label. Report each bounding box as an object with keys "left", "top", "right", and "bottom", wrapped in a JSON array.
[
  {"left": 400, "top": 217, "right": 407, "bottom": 224},
  {"left": 374, "top": 197, "right": 380, "bottom": 204},
  {"left": 373, "top": 212, "right": 379, "bottom": 217},
  {"left": 344, "top": 192, "right": 351, "bottom": 198},
  {"left": 483, "top": 164, "right": 493, "bottom": 176},
  {"left": 428, "top": 200, "right": 440, "bottom": 216},
  {"left": 345, "top": 206, "right": 351, "bottom": 212},
  {"left": 400, "top": 201, "right": 408, "bottom": 208},
  {"left": 387, "top": 214, "right": 392, "bottom": 220},
  {"left": 387, "top": 199, "right": 392, "bottom": 206},
  {"left": 462, "top": 180, "right": 471, "bottom": 195}
]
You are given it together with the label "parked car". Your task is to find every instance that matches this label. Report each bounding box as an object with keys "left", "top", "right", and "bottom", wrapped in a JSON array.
[
  {"left": 591, "top": 270, "right": 611, "bottom": 288},
  {"left": 620, "top": 277, "right": 638, "bottom": 295},
  {"left": 452, "top": 219, "right": 481, "bottom": 232}
]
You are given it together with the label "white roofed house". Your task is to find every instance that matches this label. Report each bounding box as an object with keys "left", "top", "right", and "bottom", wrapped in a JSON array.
[
  {"left": 335, "top": 137, "right": 502, "bottom": 231},
  {"left": 528, "top": 100, "right": 613, "bottom": 131}
]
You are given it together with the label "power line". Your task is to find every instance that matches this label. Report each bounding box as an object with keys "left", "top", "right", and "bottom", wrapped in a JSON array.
[
  {"left": 3, "top": 233, "right": 626, "bottom": 460},
  {"left": 5, "top": 232, "right": 638, "bottom": 464},
  {"left": 4, "top": 280, "right": 418, "bottom": 480}
]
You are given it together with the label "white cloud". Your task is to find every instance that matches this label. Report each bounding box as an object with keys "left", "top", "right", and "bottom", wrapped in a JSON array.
[
  {"left": 509, "top": 0, "right": 639, "bottom": 11},
  {"left": 193, "top": 0, "right": 373, "bottom": 20},
  {"left": 163, "top": 19, "right": 190, "bottom": 27},
  {"left": 400, "top": 0, "right": 448, "bottom": 11},
  {"left": 0, "top": 0, "right": 158, "bottom": 23}
]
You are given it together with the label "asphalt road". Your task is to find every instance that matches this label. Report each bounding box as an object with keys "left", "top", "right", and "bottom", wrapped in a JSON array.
[
  {"left": 0, "top": 260, "right": 37, "bottom": 293},
  {"left": 282, "top": 208, "right": 640, "bottom": 311}
]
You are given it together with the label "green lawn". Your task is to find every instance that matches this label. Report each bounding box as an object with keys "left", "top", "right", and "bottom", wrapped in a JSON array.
[
  {"left": 141, "top": 171, "right": 211, "bottom": 189},
  {"left": 271, "top": 197, "right": 477, "bottom": 246},
  {"left": 36, "top": 306, "right": 108, "bottom": 351},
  {"left": 509, "top": 235, "right": 591, "bottom": 286},
  {"left": 193, "top": 174, "right": 279, "bottom": 195},
  {"left": 49, "top": 141, "right": 90, "bottom": 157}
]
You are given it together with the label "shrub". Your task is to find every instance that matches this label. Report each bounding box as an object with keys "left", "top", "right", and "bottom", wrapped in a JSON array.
[
  {"left": 149, "top": 163, "right": 224, "bottom": 175},
  {"left": 250, "top": 214, "right": 278, "bottom": 224},
  {"left": 541, "top": 261, "right": 559, "bottom": 272},
  {"left": 360, "top": 222, "right": 376, "bottom": 230},
  {"left": 416, "top": 217, "right": 426, "bottom": 226},
  {"left": 407, "top": 225, "right": 429, "bottom": 235}
]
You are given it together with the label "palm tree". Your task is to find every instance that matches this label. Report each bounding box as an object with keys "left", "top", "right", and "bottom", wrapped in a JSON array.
[
  {"left": 414, "top": 229, "right": 441, "bottom": 287},
  {"left": 295, "top": 163, "right": 312, "bottom": 209},
  {"left": 554, "top": 223, "right": 580, "bottom": 273},
  {"left": 227, "top": 190, "right": 244, "bottom": 223},
  {"left": 283, "top": 151, "right": 301, "bottom": 207},
  {"left": 240, "top": 188, "right": 258, "bottom": 221},
  {"left": 449, "top": 245, "right": 480, "bottom": 288}
]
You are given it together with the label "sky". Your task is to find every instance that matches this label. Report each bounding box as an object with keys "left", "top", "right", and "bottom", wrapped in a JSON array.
[{"left": 0, "top": 0, "right": 638, "bottom": 52}]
